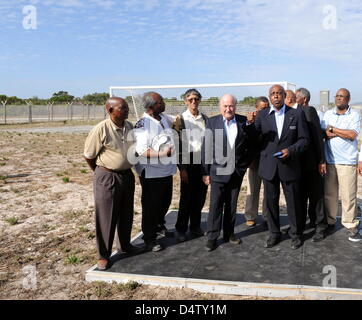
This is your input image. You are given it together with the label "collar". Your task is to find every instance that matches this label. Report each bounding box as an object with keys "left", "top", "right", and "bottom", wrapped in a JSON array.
[
  {"left": 184, "top": 109, "right": 202, "bottom": 120},
  {"left": 223, "top": 116, "right": 236, "bottom": 124},
  {"left": 143, "top": 112, "right": 165, "bottom": 123},
  {"left": 269, "top": 104, "right": 286, "bottom": 115},
  {"left": 332, "top": 106, "right": 351, "bottom": 115},
  {"left": 109, "top": 119, "right": 126, "bottom": 131},
  {"left": 291, "top": 103, "right": 298, "bottom": 109}
]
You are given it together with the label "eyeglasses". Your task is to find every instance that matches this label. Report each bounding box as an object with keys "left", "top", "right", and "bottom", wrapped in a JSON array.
[{"left": 187, "top": 98, "right": 200, "bottom": 102}]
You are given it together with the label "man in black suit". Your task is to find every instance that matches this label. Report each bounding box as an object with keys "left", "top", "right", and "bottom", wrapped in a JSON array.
[
  {"left": 248, "top": 85, "right": 309, "bottom": 249},
  {"left": 202, "top": 94, "right": 254, "bottom": 251},
  {"left": 295, "top": 88, "right": 328, "bottom": 241}
]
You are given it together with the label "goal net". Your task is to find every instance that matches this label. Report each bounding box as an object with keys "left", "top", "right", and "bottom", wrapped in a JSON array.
[{"left": 109, "top": 81, "right": 296, "bottom": 121}]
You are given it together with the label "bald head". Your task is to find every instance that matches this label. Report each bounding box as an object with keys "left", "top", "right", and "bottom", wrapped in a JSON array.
[
  {"left": 106, "top": 97, "right": 127, "bottom": 114},
  {"left": 285, "top": 90, "right": 296, "bottom": 107},
  {"left": 269, "top": 85, "right": 286, "bottom": 109},
  {"left": 219, "top": 94, "right": 237, "bottom": 120}
]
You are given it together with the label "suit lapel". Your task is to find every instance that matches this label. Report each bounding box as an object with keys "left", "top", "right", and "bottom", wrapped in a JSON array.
[
  {"left": 267, "top": 108, "right": 279, "bottom": 142},
  {"left": 279, "top": 107, "right": 294, "bottom": 143}
]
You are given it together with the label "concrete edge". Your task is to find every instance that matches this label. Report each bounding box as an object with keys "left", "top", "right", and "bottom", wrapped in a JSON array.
[{"left": 84, "top": 269, "right": 362, "bottom": 300}]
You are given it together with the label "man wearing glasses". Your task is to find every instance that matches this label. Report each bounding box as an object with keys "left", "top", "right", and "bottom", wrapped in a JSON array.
[{"left": 321, "top": 88, "right": 362, "bottom": 242}]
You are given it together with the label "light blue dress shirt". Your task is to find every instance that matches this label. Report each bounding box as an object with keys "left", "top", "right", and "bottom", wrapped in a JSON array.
[
  {"left": 269, "top": 105, "right": 286, "bottom": 139},
  {"left": 321, "top": 107, "right": 361, "bottom": 165}
]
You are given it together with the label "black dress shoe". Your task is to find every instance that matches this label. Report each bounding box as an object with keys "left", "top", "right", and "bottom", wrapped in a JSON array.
[
  {"left": 264, "top": 237, "right": 280, "bottom": 248},
  {"left": 226, "top": 235, "right": 242, "bottom": 245},
  {"left": 205, "top": 240, "right": 217, "bottom": 251},
  {"left": 291, "top": 238, "right": 303, "bottom": 250},
  {"left": 122, "top": 244, "right": 144, "bottom": 254},
  {"left": 177, "top": 232, "right": 187, "bottom": 243},
  {"left": 190, "top": 227, "right": 206, "bottom": 237},
  {"left": 312, "top": 231, "right": 325, "bottom": 242}
]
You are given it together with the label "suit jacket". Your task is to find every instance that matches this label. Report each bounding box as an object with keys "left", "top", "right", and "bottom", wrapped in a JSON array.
[
  {"left": 254, "top": 105, "right": 309, "bottom": 182},
  {"left": 201, "top": 114, "right": 254, "bottom": 183},
  {"left": 299, "top": 105, "right": 325, "bottom": 172}
]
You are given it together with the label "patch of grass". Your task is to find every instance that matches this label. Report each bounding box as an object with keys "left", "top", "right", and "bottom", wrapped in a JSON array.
[
  {"left": 63, "top": 209, "right": 87, "bottom": 220},
  {"left": 62, "top": 176, "right": 70, "bottom": 183},
  {"left": 117, "top": 281, "right": 141, "bottom": 292},
  {"left": 80, "top": 169, "right": 87, "bottom": 174},
  {"left": 0, "top": 162, "right": 6, "bottom": 166},
  {"left": 5, "top": 217, "right": 19, "bottom": 225},
  {"left": 87, "top": 232, "right": 95, "bottom": 240},
  {"left": 79, "top": 226, "right": 89, "bottom": 232},
  {"left": 66, "top": 255, "right": 80, "bottom": 265},
  {"left": 0, "top": 175, "right": 7, "bottom": 180},
  {"left": 92, "top": 281, "right": 112, "bottom": 298},
  {"left": 10, "top": 188, "right": 21, "bottom": 194}
]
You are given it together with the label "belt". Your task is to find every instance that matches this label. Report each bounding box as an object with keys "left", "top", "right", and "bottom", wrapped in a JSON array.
[{"left": 98, "top": 166, "right": 131, "bottom": 174}]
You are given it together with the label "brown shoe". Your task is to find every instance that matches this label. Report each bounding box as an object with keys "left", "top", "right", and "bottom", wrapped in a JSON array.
[
  {"left": 246, "top": 220, "right": 256, "bottom": 227},
  {"left": 97, "top": 259, "right": 109, "bottom": 271}
]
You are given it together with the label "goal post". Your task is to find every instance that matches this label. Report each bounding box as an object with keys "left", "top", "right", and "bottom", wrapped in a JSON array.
[{"left": 109, "top": 81, "right": 296, "bottom": 121}]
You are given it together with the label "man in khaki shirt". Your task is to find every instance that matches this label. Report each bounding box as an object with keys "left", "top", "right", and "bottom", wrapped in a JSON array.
[{"left": 84, "top": 97, "right": 141, "bottom": 270}]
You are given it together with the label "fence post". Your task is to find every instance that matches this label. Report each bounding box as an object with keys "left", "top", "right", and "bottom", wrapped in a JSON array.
[
  {"left": 67, "top": 101, "right": 74, "bottom": 121},
  {"left": 1, "top": 99, "right": 7, "bottom": 124},
  {"left": 26, "top": 100, "right": 33, "bottom": 123}
]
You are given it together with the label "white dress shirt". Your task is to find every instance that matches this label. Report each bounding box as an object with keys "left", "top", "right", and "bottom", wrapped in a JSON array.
[
  {"left": 223, "top": 116, "right": 237, "bottom": 148},
  {"left": 182, "top": 109, "right": 206, "bottom": 153},
  {"left": 269, "top": 105, "right": 286, "bottom": 139}
]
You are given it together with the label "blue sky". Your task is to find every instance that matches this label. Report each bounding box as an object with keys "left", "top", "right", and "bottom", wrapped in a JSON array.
[{"left": 1, "top": 0, "right": 362, "bottom": 105}]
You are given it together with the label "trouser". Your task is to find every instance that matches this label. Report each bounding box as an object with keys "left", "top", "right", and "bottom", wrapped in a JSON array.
[
  {"left": 300, "top": 169, "right": 327, "bottom": 233},
  {"left": 244, "top": 167, "right": 267, "bottom": 221},
  {"left": 263, "top": 172, "right": 303, "bottom": 240},
  {"left": 94, "top": 167, "right": 135, "bottom": 260},
  {"left": 140, "top": 174, "right": 173, "bottom": 242},
  {"left": 324, "top": 164, "right": 359, "bottom": 229},
  {"left": 176, "top": 163, "right": 208, "bottom": 233},
  {"left": 207, "top": 171, "right": 245, "bottom": 241}
]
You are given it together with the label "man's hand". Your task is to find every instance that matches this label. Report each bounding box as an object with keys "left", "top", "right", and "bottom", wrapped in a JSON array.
[
  {"left": 159, "top": 146, "right": 173, "bottom": 157},
  {"left": 203, "top": 175, "right": 210, "bottom": 186},
  {"left": 280, "top": 148, "right": 289, "bottom": 159},
  {"left": 319, "top": 163, "right": 327, "bottom": 176},
  {"left": 180, "top": 170, "right": 189, "bottom": 183},
  {"left": 358, "top": 162, "right": 362, "bottom": 176},
  {"left": 326, "top": 126, "right": 337, "bottom": 139},
  {"left": 247, "top": 111, "right": 256, "bottom": 124}
]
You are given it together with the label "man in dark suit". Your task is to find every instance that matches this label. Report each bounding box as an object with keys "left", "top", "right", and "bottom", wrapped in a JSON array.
[
  {"left": 248, "top": 85, "right": 309, "bottom": 249},
  {"left": 295, "top": 88, "right": 328, "bottom": 242},
  {"left": 202, "top": 94, "right": 254, "bottom": 251}
]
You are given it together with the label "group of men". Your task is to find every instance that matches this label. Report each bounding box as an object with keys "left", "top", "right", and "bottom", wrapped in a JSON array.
[{"left": 84, "top": 85, "right": 362, "bottom": 271}]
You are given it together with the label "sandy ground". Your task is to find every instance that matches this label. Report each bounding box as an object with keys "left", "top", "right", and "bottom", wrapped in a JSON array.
[{"left": 0, "top": 121, "right": 360, "bottom": 300}]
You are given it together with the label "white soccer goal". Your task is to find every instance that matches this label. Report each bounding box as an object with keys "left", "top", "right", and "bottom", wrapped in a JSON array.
[{"left": 110, "top": 81, "right": 296, "bottom": 121}]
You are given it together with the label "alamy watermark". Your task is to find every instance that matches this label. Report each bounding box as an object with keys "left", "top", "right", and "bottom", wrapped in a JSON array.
[
  {"left": 22, "top": 265, "right": 37, "bottom": 290},
  {"left": 322, "top": 265, "right": 337, "bottom": 288},
  {"left": 22, "top": 5, "right": 37, "bottom": 30},
  {"left": 322, "top": 5, "right": 337, "bottom": 30}
]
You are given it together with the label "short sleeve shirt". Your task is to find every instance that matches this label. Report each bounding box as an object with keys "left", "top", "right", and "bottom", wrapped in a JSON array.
[
  {"left": 321, "top": 107, "right": 360, "bottom": 165},
  {"left": 84, "top": 119, "right": 135, "bottom": 171},
  {"left": 133, "top": 113, "right": 177, "bottom": 178}
]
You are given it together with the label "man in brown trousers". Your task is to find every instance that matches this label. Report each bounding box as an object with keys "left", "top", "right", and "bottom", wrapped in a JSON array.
[{"left": 84, "top": 97, "right": 141, "bottom": 270}]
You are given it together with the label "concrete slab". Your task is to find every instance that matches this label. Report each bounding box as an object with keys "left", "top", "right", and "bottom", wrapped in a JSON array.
[{"left": 85, "top": 211, "right": 362, "bottom": 300}]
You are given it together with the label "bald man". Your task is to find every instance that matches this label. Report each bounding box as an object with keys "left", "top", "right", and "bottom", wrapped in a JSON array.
[
  {"left": 84, "top": 97, "right": 141, "bottom": 271},
  {"left": 202, "top": 94, "right": 255, "bottom": 251},
  {"left": 248, "top": 85, "right": 309, "bottom": 250}
]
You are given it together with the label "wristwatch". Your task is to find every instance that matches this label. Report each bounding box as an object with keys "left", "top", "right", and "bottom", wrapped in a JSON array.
[{"left": 329, "top": 126, "right": 334, "bottom": 133}]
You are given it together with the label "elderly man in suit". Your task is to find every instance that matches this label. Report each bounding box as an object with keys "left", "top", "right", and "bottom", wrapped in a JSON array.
[
  {"left": 248, "top": 85, "right": 309, "bottom": 250},
  {"left": 202, "top": 94, "right": 254, "bottom": 251},
  {"left": 295, "top": 88, "right": 328, "bottom": 242}
]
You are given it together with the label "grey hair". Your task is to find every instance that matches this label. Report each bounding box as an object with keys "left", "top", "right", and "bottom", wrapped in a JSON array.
[
  {"left": 220, "top": 94, "right": 237, "bottom": 106},
  {"left": 296, "top": 87, "right": 311, "bottom": 103},
  {"left": 141, "top": 91, "right": 158, "bottom": 110}
]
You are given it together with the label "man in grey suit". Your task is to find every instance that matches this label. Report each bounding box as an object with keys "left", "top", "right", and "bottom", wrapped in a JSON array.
[{"left": 202, "top": 94, "right": 254, "bottom": 251}]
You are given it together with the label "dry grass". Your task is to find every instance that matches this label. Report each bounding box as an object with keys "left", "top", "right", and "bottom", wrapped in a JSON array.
[{"left": 0, "top": 122, "right": 319, "bottom": 300}]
